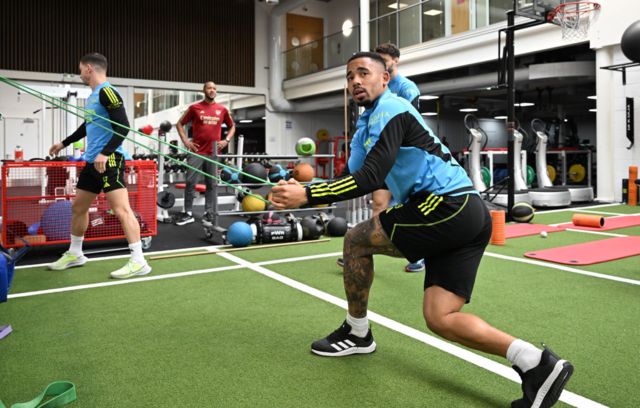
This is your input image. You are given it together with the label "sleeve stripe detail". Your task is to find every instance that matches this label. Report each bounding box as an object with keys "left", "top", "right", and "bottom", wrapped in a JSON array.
[
  {"left": 310, "top": 176, "right": 354, "bottom": 191},
  {"left": 309, "top": 177, "right": 357, "bottom": 197},
  {"left": 308, "top": 176, "right": 360, "bottom": 198},
  {"left": 103, "top": 87, "right": 119, "bottom": 105},
  {"left": 309, "top": 176, "right": 355, "bottom": 191},
  {"left": 312, "top": 184, "right": 358, "bottom": 197}
]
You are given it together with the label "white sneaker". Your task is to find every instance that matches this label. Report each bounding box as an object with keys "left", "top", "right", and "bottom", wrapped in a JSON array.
[
  {"left": 47, "top": 251, "right": 88, "bottom": 270},
  {"left": 110, "top": 260, "right": 152, "bottom": 279}
]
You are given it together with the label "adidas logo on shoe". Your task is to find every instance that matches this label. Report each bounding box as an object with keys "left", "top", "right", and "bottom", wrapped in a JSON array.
[{"left": 311, "top": 321, "right": 376, "bottom": 357}]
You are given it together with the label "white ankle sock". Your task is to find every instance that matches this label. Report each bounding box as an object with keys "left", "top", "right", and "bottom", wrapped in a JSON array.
[
  {"left": 346, "top": 313, "right": 369, "bottom": 338},
  {"left": 507, "top": 339, "right": 542, "bottom": 373},
  {"left": 69, "top": 235, "right": 84, "bottom": 257},
  {"left": 128, "top": 241, "right": 146, "bottom": 264}
]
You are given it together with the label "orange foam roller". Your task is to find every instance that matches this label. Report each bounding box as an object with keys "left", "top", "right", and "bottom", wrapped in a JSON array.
[
  {"left": 572, "top": 214, "right": 604, "bottom": 228},
  {"left": 490, "top": 210, "right": 506, "bottom": 245},
  {"left": 629, "top": 166, "right": 638, "bottom": 206}
]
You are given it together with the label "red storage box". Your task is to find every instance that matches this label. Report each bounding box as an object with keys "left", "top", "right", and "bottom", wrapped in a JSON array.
[{"left": 1, "top": 160, "right": 157, "bottom": 248}]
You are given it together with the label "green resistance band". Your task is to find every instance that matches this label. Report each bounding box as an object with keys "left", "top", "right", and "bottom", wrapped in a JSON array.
[
  {"left": 0, "top": 381, "right": 76, "bottom": 408},
  {"left": 0, "top": 75, "right": 274, "bottom": 204}
]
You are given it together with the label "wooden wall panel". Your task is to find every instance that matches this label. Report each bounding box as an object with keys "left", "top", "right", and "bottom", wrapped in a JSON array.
[{"left": 0, "top": 0, "right": 255, "bottom": 86}]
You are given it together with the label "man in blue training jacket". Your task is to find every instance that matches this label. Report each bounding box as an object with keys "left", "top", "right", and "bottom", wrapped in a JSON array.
[
  {"left": 271, "top": 52, "right": 573, "bottom": 408},
  {"left": 48, "top": 52, "right": 151, "bottom": 279}
]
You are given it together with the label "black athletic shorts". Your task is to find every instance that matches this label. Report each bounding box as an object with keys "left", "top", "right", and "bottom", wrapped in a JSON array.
[
  {"left": 378, "top": 191, "right": 492, "bottom": 302},
  {"left": 76, "top": 153, "right": 127, "bottom": 194}
]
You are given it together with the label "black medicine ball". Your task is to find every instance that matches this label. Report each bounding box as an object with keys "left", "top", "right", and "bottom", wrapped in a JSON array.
[
  {"left": 327, "top": 217, "right": 348, "bottom": 236},
  {"left": 511, "top": 202, "right": 534, "bottom": 223}
]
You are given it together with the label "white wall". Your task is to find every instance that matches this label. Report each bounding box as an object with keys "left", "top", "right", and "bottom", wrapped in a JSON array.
[
  {"left": 591, "top": 1, "right": 640, "bottom": 49},
  {"left": 595, "top": 45, "right": 640, "bottom": 202},
  {"left": 322, "top": 0, "right": 358, "bottom": 37},
  {"left": 265, "top": 110, "right": 343, "bottom": 156},
  {"left": 255, "top": 2, "right": 271, "bottom": 89},
  {"left": 0, "top": 81, "right": 91, "bottom": 160}
]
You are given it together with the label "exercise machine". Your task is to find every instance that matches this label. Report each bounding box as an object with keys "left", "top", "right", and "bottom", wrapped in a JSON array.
[
  {"left": 531, "top": 119, "right": 593, "bottom": 203},
  {"left": 465, "top": 114, "right": 530, "bottom": 207}
]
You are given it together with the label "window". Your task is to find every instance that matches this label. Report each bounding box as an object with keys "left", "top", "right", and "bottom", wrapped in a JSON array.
[
  {"left": 422, "top": 0, "right": 445, "bottom": 42},
  {"left": 369, "top": 0, "right": 513, "bottom": 49},
  {"left": 184, "top": 91, "right": 202, "bottom": 104},
  {"left": 398, "top": 2, "right": 421, "bottom": 48},
  {"left": 377, "top": 13, "right": 397, "bottom": 45},
  {"left": 152, "top": 90, "right": 179, "bottom": 113}
]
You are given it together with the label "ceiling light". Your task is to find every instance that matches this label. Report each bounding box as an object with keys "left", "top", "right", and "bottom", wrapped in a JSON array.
[
  {"left": 419, "top": 95, "right": 439, "bottom": 100},
  {"left": 388, "top": 2, "right": 407, "bottom": 10},
  {"left": 589, "top": 108, "right": 597, "bottom": 112},
  {"left": 421, "top": 112, "right": 438, "bottom": 116},
  {"left": 494, "top": 115, "right": 508, "bottom": 120},
  {"left": 423, "top": 9, "right": 443, "bottom": 16},
  {"left": 587, "top": 95, "right": 597, "bottom": 100},
  {"left": 261, "top": 116, "right": 266, "bottom": 120},
  {"left": 342, "top": 19, "right": 353, "bottom": 37},
  {"left": 239, "top": 119, "right": 253, "bottom": 123},
  {"left": 515, "top": 102, "right": 535, "bottom": 107},
  {"left": 459, "top": 108, "right": 478, "bottom": 112}
]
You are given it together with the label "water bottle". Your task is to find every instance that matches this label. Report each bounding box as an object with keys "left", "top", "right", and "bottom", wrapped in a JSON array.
[{"left": 14, "top": 146, "right": 23, "bottom": 162}]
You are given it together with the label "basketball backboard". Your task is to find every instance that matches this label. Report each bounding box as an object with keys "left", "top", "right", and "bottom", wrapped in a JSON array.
[{"left": 515, "top": 0, "right": 563, "bottom": 23}]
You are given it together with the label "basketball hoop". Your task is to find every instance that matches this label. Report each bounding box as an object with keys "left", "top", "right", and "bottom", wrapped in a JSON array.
[{"left": 548, "top": 1, "right": 601, "bottom": 40}]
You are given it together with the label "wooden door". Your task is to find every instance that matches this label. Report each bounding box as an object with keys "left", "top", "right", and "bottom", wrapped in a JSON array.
[
  {"left": 451, "top": 0, "right": 470, "bottom": 34},
  {"left": 286, "top": 13, "right": 324, "bottom": 78}
]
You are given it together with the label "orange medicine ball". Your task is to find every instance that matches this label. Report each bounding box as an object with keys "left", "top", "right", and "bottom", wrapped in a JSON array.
[{"left": 293, "top": 162, "right": 315, "bottom": 182}]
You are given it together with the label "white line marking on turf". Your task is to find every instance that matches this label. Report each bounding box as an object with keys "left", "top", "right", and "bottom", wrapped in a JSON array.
[
  {"left": 8, "top": 264, "right": 245, "bottom": 299},
  {"left": 485, "top": 252, "right": 640, "bottom": 286},
  {"left": 534, "top": 203, "right": 620, "bottom": 214},
  {"left": 217, "top": 251, "right": 607, "bottom": 408},
  {"left": 563, "top": 228, "right": 628, "bottom": 237},
  {"left": 8, "top": 252, "right": 344, "bottom": 299},
  {"left": 568, "top": 209, "right": 634, "bottom": 216},
  {"left": 259, "top": 252, "right": 342, "bottom": 266},
  {"left": 16, "top": 244, "right": 225, "bottom": 270}
]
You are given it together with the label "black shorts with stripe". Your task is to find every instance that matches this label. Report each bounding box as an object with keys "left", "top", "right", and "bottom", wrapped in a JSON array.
[
  {"left": 378, "top": 192, "right": 491, "bottom": 302},
  {"left": 76, "top": 153, "right": 127, "bottom": 194}
]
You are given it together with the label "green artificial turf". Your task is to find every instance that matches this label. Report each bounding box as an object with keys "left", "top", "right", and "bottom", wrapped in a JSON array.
[
  {"left": 1, "top": 268, "right": 518, "bottom": 408},
  {"left": 11, "top": 253, "right": 237, "bottom": 295},
  {"left": 2, "top": 205, "right": 639, "bottom": 407}
]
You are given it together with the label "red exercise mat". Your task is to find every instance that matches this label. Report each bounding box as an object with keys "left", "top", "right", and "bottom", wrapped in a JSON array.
[
  {"left": 524, "top": 236, "right": 640, "bottom": 265},
  {"left": 505, "top": 223, "right": 566, "bottom": 239},
  {"left": 556, "top": 215, "right": 640, "bottom": 231}
]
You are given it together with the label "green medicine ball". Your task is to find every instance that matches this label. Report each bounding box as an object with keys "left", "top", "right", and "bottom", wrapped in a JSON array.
[{"left": 295, "top": 137, "right": 316, "bottom": 156}]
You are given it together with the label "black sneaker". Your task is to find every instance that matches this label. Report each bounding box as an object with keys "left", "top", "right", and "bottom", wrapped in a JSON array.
[
  {"left": 311, "top": 321, "right": 376, "bottom": 357},
  {"left": 175, "top": 212, "right": 195, "bottom": 226},
  {"left": 201, "top": 210, "right": 214, "bottom": 227},
  {"left": 336, "top": 258, "right": 344, "bottom": 268},
  {"left": 511, "top": 346, "right": 574, "bottom": 408}
]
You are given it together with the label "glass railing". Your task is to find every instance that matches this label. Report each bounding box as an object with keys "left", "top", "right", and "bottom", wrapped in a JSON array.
[
  {"left": 369, "top": 0, "right": 514, "bottom": 49},
  {"left": 283, "top": 26, "right": 360, "bottom": 80}
]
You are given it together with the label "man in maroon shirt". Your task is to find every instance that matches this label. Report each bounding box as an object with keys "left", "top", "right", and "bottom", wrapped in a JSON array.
[{"left": 176, "top": 81, "right": 236, "bottom": 225}]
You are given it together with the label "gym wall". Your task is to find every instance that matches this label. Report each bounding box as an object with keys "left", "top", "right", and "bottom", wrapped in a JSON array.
[{"left": 0, "top": 0, "right": 255, "bottom": 86}]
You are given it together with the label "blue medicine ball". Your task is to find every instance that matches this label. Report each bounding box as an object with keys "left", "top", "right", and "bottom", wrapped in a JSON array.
[
  {"left": 221, "top": 167, "right": 241, "bottom": 184},
  {"left": 268, "top": 164, "right": 289, "bottom": 183},
  {"left": 41, "top": 200, "right": 72, "bottom": 241},
  {"left": 226, "top": 222, "right": 253, "bottom": 247}
]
